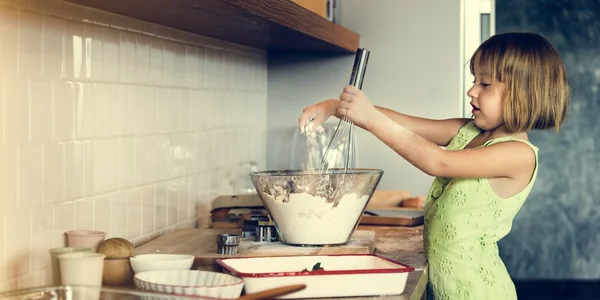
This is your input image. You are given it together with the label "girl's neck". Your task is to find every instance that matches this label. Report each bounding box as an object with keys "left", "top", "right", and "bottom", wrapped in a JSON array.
[{"left": 481, "top": 124, "right": 529, "bottom": 142}]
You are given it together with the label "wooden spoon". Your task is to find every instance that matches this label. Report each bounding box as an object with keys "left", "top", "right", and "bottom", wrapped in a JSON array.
[{"left": 237, "top": 284, "right": 306, "bottom": 300}]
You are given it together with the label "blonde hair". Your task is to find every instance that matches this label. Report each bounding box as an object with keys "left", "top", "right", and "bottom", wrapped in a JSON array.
[{"left": 469, "top": 32, "right": 570, "bottom": 132}]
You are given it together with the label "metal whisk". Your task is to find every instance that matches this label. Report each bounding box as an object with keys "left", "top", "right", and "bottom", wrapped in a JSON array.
[{"left": 320, "top": 48, "right": 370, "bottom": 173}]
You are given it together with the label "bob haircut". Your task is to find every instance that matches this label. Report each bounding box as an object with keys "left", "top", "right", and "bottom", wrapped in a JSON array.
[{"left": 469, "top": 32, "right": 570, "bottom": 132}]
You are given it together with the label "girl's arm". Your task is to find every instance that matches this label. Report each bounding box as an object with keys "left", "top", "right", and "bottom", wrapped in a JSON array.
[
  {"left": 327, "top": 100, "right": 471, "bottom": 147},
  {"left": 368, "top": 116, "right": 535, "bottom": 179}
]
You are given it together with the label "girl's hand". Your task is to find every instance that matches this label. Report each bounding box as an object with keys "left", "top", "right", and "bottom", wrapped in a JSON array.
[
  {"left": 297, "top": 99, "right": 339, "bottom": 133},
  {"left": 338, "top": 85, "right": 383, "bottom": 131}
]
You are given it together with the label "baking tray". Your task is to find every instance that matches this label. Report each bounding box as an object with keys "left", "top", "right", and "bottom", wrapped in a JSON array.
[{"left": 215, "top": 254, "right": 414, "bottom": 299}]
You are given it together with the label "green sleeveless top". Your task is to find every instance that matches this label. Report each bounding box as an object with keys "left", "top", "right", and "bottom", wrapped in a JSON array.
[{"left": 424, "top": 121, "right": 538, "bottom": 300}]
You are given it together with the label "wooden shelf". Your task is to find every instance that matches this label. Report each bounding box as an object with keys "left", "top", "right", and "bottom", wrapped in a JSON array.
[{"left": 62, "top": 0, "right": 360, "bottom": 53}]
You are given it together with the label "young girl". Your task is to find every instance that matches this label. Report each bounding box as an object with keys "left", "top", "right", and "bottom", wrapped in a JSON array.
[{"left": 297, "top": 32, "right": 570, "bottom": 299}]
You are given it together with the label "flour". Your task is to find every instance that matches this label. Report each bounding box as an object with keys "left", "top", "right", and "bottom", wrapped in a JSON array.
[{"left": 262, "top": 191, "right": 369, "bottom": 245}]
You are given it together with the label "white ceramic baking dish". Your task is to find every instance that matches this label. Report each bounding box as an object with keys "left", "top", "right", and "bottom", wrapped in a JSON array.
[{"left": 215, "top": 254, "right": 414, "bottom": 299}]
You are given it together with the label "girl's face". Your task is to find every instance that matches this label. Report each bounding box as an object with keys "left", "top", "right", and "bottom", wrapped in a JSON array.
[{"left": 467, "top": 59, "right": 506, "bottom": 131}]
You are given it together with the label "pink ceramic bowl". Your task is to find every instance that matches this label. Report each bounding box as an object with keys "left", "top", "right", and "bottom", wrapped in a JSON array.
[{"left": 65, "top": 230, "right": 106, "bottom": 251}]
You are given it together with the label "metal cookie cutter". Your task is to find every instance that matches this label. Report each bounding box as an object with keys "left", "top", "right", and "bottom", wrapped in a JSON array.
[
  {"left": 255, "top": 225, "right": 278, "bottom": 242},
  {"left": 216, "top": 233, "right": 240, "bottom": 255}
]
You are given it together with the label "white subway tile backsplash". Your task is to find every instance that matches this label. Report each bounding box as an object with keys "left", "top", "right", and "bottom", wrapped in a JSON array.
[
  {"left": 42, "top": 16, "right": 65, "bottom": 79},
  {"left": 0, "top": 0, "right": 267, "bottom": 292},
  {"left": 30, "top": 207, "right": 53, "bottom": 270},
  {"left": 110, "top": 192, "right": 127, "bottom": 239},
  {"left": 19, "top": 144, "right": 43, "bottom": 210},
  {"left": 54, "top": 81, "right": 75, "bottom": 141},
  {"left": 43, "top": 142, "right": 64, "bottom": 204},
  {"left": 5, "top": 211, "right": 31, "bottom": 279},
  {"left": 30, "top": 80, "right": 53, "bottom": 143},
  {"left": 18, "top": 11, "right": 43, "bottom": 78},
  {"left": 4, "top": 77, "right": 29, "bottom": 143},
  {"left": 0, "top": 8, "right": 18, "bottom": 76}
]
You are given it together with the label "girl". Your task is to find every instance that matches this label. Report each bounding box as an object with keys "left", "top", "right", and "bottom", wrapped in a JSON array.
[{"left": 297, "top": 32, "right": 570, "bottom": 299}]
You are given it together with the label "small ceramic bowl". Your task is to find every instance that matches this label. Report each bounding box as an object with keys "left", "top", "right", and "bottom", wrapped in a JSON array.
[
  {"left": 129, "top": 254, "right": 194, "bottom": 274},
  {"left": 65, "top": 230, "right": 106, "bottom": 251},
  {"left": 103, "top": 258, "right": 134, "bottom": 286},
  {"left": 134, "top": 270, "right": 243, "bottom": 299}
]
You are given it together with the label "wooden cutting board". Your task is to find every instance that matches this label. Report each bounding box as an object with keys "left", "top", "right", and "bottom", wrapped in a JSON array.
[
  {"left": 360, "top": 207, "right": 424, "bottom": 227},
  {"left": 135, "top": 229, "right": 376, "bottom": 270}
]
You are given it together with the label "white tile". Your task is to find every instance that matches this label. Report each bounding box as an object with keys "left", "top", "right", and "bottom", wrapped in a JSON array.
[
  {"left": 64, "top": 141, "right": 83, "bottom": 201},
  {"left": 0, "top": 217, "right": 4, "bottom": 282},
  {"left": 189, "top": 175, "right": 200, "bottom": 218},
  {"left": 18, "top": 272, "right": 42, "bottom": 289},
  {"left": 156, "top": 136, "right": 170, "bottom": 181},
  {"left": 196, "top": 47, "right": 205, "bottom": 89},
  {"left": 43, "top": 142, "right": 64, "bottom": 205},
  {"left": 0, "top": 279, "right": 18, "bottom": 294},
  {"left": 92, "top": 139, "right": 118, "bottom": 194},
  {"left": 119, "top": 31, "right": 136, "bottom": 83},
  {"left": 41, "top": 268, "right": 53, "bottom": 287},
  {"left": 154, "top": 183, "right": 167, "bottom": 229},
  {"left": 18, "top": 11, "right": 43, "bottom": 77},
  {"left": 53, "top": 80, "right": 75, "bottom": 141},
  {"left": 178, "top": 90, "right": 190, "bottom": 132},
  {"left": 188, "top": 90, "right": 202, "bottom": 131},
  {"left": 83, "top": 141, "right": 94, "bottom": 197},
  {"left": 173, "top": 42, "right": 186, "bottom": 88},
  {"left": 141, "top": 185, "right": 155, "bottom": 234},
  {"left": 135, "top": 34, "right": 150, "bottom": 84},
  {"left": 53, "top": 202, "right": 73, "bottom": 247},
  {"left": 0, "top": 146, "right": 18, "bottom": 214},
  {"left": 74, "top": 82, "right": 94, "bottom": 139},
  {"left": 5, "top": 210, "right": 31, "bottom": 279},
  {"left": 110, "top": 192, "right": 127, "bottom": 238},
  {"left": 149, "top": 39, "right": 162, "bottom": 85},
  {"left": 4, "top": 77, "right": 29, "bottom": 143},
  {"left": 74, "top": 198, "right": 94, "bottom": 230},
  {"left": 64, "top": 20, "right": 85, "bottom": 80},
  {"left": 167, "top": 181, "right": 178, "bottom": 225},
  {"left": 30, "top": 79, "right": 53, "bottom": 143},
  {"left": 93, "top": 195, "right": 110, "bottom": 235},
  {"left": 119, "top": 137, "right": 134, "bottom": 189},
  {"left": 126, "top": 189, "right": 142, "bottom": 239},
  {"left": 0, "top": 8, "right": 18, "bottom": 76},
  {"left": 102, "top": 27, "right": 119, "bottom": 81},
  {"left": 177, "top": 178, "right": 189, "bottom": 222},
  {"left": 110, "top": 84, "right": 126, "bottom": 136},
  {"left": 154, "top": 87, "right": 169, "bottom": 132},
  {"left": 19, "top": 144, "right": 43, "bottom": 210},
  {"left": 185, "top": 46, "right": 198, "bottom": 89},
  {"left": 126, "top": 85, "right": 143, "bottom": 135},
  {"left": 83, "top": 23, "right": 103, "bottom": 81},
  {"left": 141, "top": 86, "right": 155, "bottom": 134},
  {"left": 42, "top": 16, "right": 65, "bottom": 79},
  {"left": 94, "top": 83, "right": 110, "bottom": 137},
  {"left": 162, "top": 41, "right": 175, "bottom": 86},
  {"left": 30, "top": 206, "right": 53, "bottom": 271}
]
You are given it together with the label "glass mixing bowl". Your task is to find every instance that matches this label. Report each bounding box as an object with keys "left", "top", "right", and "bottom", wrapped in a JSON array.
[{"left": 249, "top": 169, "right": 384, "bottom": 246}]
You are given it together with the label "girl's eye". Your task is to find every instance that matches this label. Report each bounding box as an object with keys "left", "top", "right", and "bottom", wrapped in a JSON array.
[{"left": 481, "top": 83, "right": 491, "bottom": 87}]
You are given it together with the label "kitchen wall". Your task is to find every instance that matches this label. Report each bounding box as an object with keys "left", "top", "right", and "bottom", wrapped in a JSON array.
[
  {"left": 0, "top": 0, "right": 267, "bottom": 291},
  {"left": 495, "top": 0, "right": 600, "bottom": 279},
  {"left": 267, "top": 0, "right": 462, "bottom": 196}
]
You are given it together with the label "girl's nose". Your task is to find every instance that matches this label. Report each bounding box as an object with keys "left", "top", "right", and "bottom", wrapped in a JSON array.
[{"left": 467, "top": 85, "right": 477, "bottom": 99}]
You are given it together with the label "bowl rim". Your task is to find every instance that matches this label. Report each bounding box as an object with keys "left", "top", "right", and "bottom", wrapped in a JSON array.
[
  {"left": 130, "top": 254, "right": 195, "bottom": 261},
  {"left": 249, "top": 168, "right": 384, "bottom": 176},
  {"left": 133, "top": 270, "right": 243, "bottom": 289}
]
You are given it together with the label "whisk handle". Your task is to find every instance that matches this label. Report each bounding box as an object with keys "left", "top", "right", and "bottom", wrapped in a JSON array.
[{"left": 349, "top": 48, "right": 370, "bottom": 90}]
